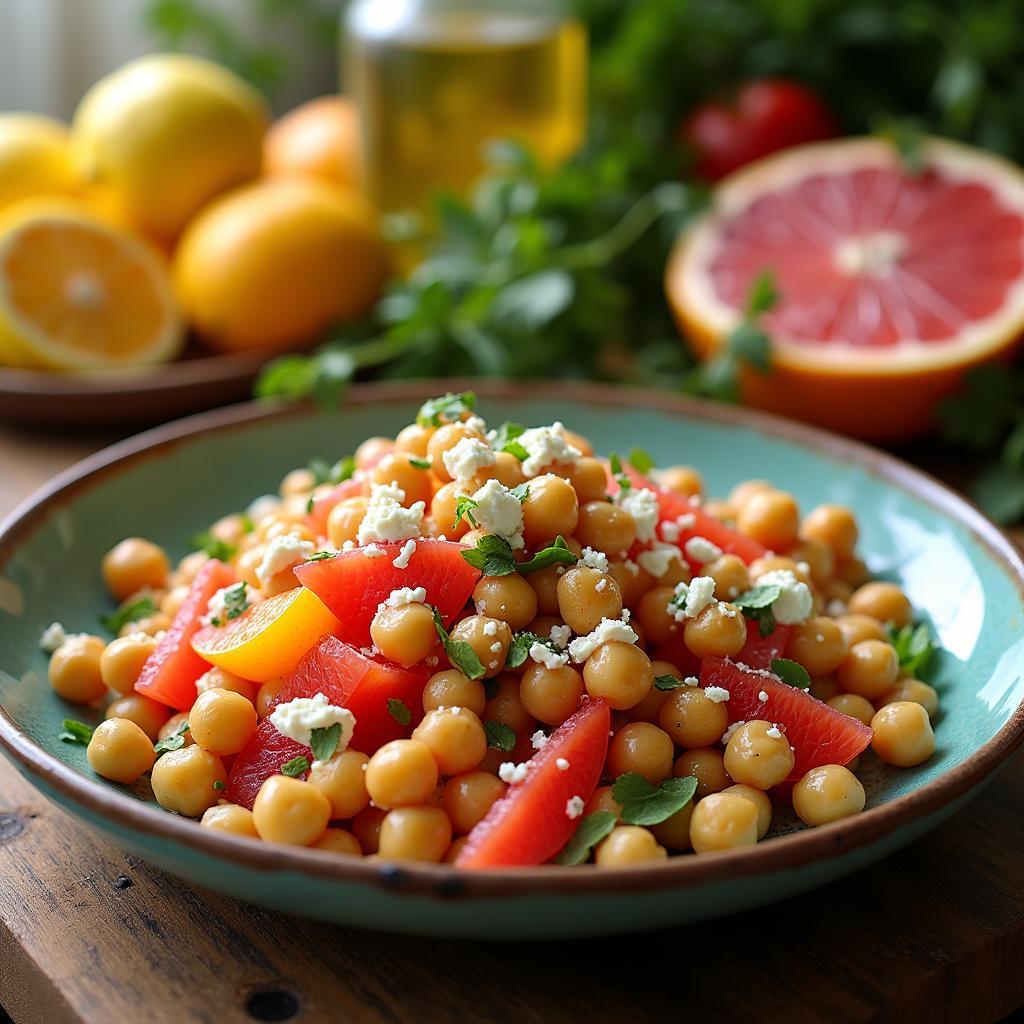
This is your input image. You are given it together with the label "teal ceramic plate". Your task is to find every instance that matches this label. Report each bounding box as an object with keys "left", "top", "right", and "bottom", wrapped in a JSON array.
[{"left": 2, "top": 381, "right": 1023, "bottom": 938}]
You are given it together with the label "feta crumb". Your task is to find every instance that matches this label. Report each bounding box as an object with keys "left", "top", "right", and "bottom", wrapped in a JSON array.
[
  {"left": 201, "top": 582, "right": 259, "bottom": 626},
  {"left": 668, "top": 575, "right": 717, "bottom": 622},
  {"left": 518, "top": 422, "right": 581, "bottom": 477},
  {"left": 758, "top": 569, "right": 814, "bottom": 624},
  {"left": 341, "top": 540, "right": 356, "bottom": 552},
  {"left": 766, "top": 725, "right": 783, "bottom": 739},
  {"left": 595, "top": 578, "right": 608, "bottom": 593},
  {"left": 471, "top": 479, "right": 525, "bottom": 549},
  {"left": 392, "top": 538, "right": 417, "bottom": 569},
  {"left": 581, "top": 547, "right": 609, "bottom": 573},
  {"left": 488, "top": 659, "right": 499, "bottom": 669},
  {"left": 684, "top": 676, "right": 699, "bottom": 687},
  {"left": 758, "top": 689, "right": 769, "bottom": 702},
  {"left": 684, "top": 536, "right": 723, "bottom": 565},
  {"left": 377, "top": 586, "right": 428, "bottom": 612},
  {"left": 568, "top": 615, "right": 638, "bottom": 663},
  {"left": 463, "top": 415, "right": 487, "bottom": 436},
  {"left": 256, "top": 533, "right": 315, "bottom": 588},
  {"left": 549, "top": 624, "right": 571, "bottom": 649},
  {"left": 531, "top": 729, "right": 549, "bottom": 750},
  {"left": 618, "top": 487, "right": 659, "bottom": 541},
  {"left": 39, "top": 622, "right": 67, "bottom": 653},
  {"left": 704, "top": 686, "right": 730, "bottom": 703},
  {"left": 442, "top": 436, "right": 496, "bottom": 481},
  {"left": 661, "top": 513, "right": 696, "bottom": 543},
  {"left": 637, "top": 542, "right": 683, "bottom": 579},
  {"left": 556, "top": 758, "right": 570, "bottom": 771},
  {"left": 529, "top": 642, "right": 570, "bottom": 669},
  {"left": 565, "top": 796, "right": 585, "bottom": 820},
  {"left": 498, "top": 761, "right": 529, "bottom": 784},
  {"left": 490, "top": 641, "right": 502, "bottom": 653},
  {"left": 269, "top": 692, "right": 356, "bottom": 752},
  {"left": 722, "top": 720, "right": 745, "bottom": 744},
  {"left": 483, "top": 620, "right": 498, "bottom": 636},
  {"left": 363, "top": 544, "right": 386, "bottom": 558},
  {"left": 357, "top": 483, "right": 425, "bottom": 545}
]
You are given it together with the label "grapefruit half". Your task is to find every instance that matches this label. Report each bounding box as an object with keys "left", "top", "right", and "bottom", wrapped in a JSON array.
[{"left": 666, "top": 137, "right": 1024, "bottom": 440}]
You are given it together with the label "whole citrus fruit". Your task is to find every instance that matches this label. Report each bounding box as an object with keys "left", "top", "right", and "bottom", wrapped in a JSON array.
[
  {"left": 70, "top": 54, "right": 268, "bottom": 243},
  {"left": 264, "top": 95, "right": 362, "bottom": 190},
  {"left": 0, "top": 114, "right": 80, "bottom": 212},
  {"left": 173, "top": 178, "right": 389, "bottom": 353}
]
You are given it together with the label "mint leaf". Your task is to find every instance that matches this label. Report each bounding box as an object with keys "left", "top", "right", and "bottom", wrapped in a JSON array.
[
  {"left": 281, "top": 756, "right": 310, "bottom": 777},
  {"left": 888, "top": 623, "right": 937, "bottom": 679},
  {"left": 609, "top": 452, "right": 631, "bottom": 491},
  {"left": 308, "top": 455, "right": 355, "bottom": 486},
  {"left": 654, "top": 674, "right": 687, "bottom": 691},
  {"left": 627, "top": 447, "right": 655, "bottom": 474},
  {"left": 517, "top": 535, "right": 579, "bottom": 574},
  {"left": 460, "top": 534, "right": 517, "bottom": 576},
  {"left": 310, "top": 723, "right": 341, "bottom": 762},
  {"left": 771, "top": 657, "right": 811, "bottom": 689},
  {"left": 734, "top": 583, "right": 781, "bottom": 637},
  {"left": 612, "top": 773, "right": 698, "bottom": 826},
  {"left": 743, "top": 268, "right": 779, "bottom": 318},
  {"left": 187, "top": 532, "right": 237, "bottom": 562},
  {"left": 555, "top": 811, "right": 617, "bottom": 866},
  {"left": 99, "top": 594, "right": 158, "bottom": 635},
  {"left": 59, "top": 719, "right": 93, "bottom": 745},
  {"left": 484, "top": 720, "right": 516, "bottom": 752},
  {"left": 491, "top": 421, "right": 527, "bottom": 458},
  {"left": 417, "top": 391, "right": 476, "bottom": 427},
  {"left": 387, "top": 698, "right": 412, "bottom": 726},
  {"left": 506, "top": 631, "right": 541, "bottom": 670},
  {"left": 454, "top": 495, "right": 479, "bottom": 528},
  {"left": 154, "top": 721, "right": 190, "bottom": 756},
  {"left": 432, "top": 607, "right": 486, "bottom": 680}
]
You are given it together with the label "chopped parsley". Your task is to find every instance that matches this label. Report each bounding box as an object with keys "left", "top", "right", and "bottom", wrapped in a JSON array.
[
  {"left": 484, "top": 720, "right": 516, "bottom": 752},
  {"left": 309, "top": 723, "right": 342, "bottom": 762},
  {"left": 387, "top": 698, "right": 412, "bottom": 726},
  {"left": 59, "top": 719, "right": 93, "bottom": 746},
  {"left": 154, "top": 721, "right": 190, "bottom": 756},
  {"left": 187, "top": 532, "right": 237, "bottom": 562},
  {"left": 99, "top": 594, "right": 158, "bottom": 635},
  {"left": 888, "top": 622, "right": 937, "bottom": 679},
  {"left": 770, "top": 657, "right": 811, "bottom": 690},
  {"left": 611, "top": 772, "right": 698, "bottom": 826},
  {"left": 555, "top": 811, "right": 617, "bottom": 866},
  {"left": 416, "top": 391, "right": 477, "bottom": 427},
  {"left": 654, "top": 674, "right": 688, "bottom": 691},
  {"left": 280, "top": 756, "right": 310, "bottom": 777},
  {"left": 432, "top": 607, "right": 486, "bottom": 680},
  {"left": 608, "top": 452, "right": 631, "bottom": 491}
]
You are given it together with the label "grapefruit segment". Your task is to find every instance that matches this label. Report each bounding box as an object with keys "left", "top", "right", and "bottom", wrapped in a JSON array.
[{"left": 667, "top": 137, "right": 1024, "bottom": 440}]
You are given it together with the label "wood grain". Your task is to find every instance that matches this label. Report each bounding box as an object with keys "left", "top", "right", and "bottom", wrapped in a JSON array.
[{"left": 2, "top": 424, "right": 1024, "bottom": 1024}]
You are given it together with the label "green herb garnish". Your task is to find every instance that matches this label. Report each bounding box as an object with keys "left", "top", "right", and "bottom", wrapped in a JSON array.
[
  {"left": 408, "top": 456, "right": 432, "bottom": 470},
  {"left": 212, "top": 780, "right": 225, "bottom": 791},
  {"left": 308, "top": 455, "right": 356, "bottom": 487},
  {"left": 187, "top": 532, "right": 237, "bottom": 562},
  {"left": 432, "top": 607, "right": 486, "bottom": 680},
  {"left": 628, "top": 447, "right": 655, "bottom": 474},
  {"left": 491, "top": 421, "right": 529, "bottom": 461},
  {"left": 484, "top": 720, "right": 516, "bottom": 752},
  {"left": 59, "top": 719, "right": 93, "bottom": 746},
  {"left": 770, "top": 657, "right": 811, "bottom": 690},
  {"left": 888, "top": 623, "right": 937, "bottom": 679},
  {"left": 387, "top": 698, "right": 412, "bottom": 726},
  {"left": 208, "top": 582, "right": 249, "bottom": 628},
  {"left": 505, "top": 631, "right": 541, "bottom": 670},
  {"left": 309, "top": 723, "right": 342, "bottom": 763},
  {"left": 154, "top": 721, "right": 190, "bottom": 756},
  {"left": 517, "top": 536, "right": 579, "bottom": 575},
  {"left": 654, "top": 674, "right": 688, "bottom": 691},
  {"left": 454, "top": 495, "right": 479, "bottom": 529},
  {"left": 417, "top": 392, "right": 477, "bottom": 428},
  {"left": 555, "top": 811, "right": 617, "bottom": 866},
  {"left": 609, "top": 453, "right": 631, "bottom": 491},
  {"left": 612, "top": 773, "right": 698, "bottom": 826},
  {"left": 99, "top": 595, "right": 158, "bottom": 635},
  {"left": 281, "top": 756, "right": 310, "bottom": 777},
  {"left": 733, "top": 582, "right": 782, "bottom": 637}
]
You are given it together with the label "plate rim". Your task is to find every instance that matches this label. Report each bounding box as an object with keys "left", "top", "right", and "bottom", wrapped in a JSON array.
[{"left": 2, "top": 378, "right": 1023, "bottom": 900}]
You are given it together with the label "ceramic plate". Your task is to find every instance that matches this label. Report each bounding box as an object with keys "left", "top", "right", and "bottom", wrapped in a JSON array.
[{"left": 1, "top": 381, "right": 1023, "bottom": 938}]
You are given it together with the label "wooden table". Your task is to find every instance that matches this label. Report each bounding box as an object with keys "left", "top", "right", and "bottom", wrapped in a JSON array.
[{"left": 2, "top": 421, "right": 1023, "bottom": 1024}]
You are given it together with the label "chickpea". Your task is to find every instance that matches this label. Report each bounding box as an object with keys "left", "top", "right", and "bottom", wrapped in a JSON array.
[
  {"left": 395, "top": 422, "right": 433, "bottom": 457},
  {"left": 646, "top": 551, "right": 691, "bottom": 589},
  {"left": 256, "top": 678, "right": 284, "bottom": 719},
  {"left": 370, "top": 602, "right": 438, "bottom": 668},
  {"left": 99, "top": 633, "right": 156, "bottom": 695},
  {"left": 235, "top": 545, "right": 265, "bottom": 588},
  {"left": 659, "top": 687, "right": 729, "bottom": 748},
  {"left": 837, "top": 556, "right": 870, "bottom": 588},
  {"left": 211, "top": 512, "right": 249, "bottom": 548},
  {"left": 722, "top": 784, "right": 773, "bottom": 839},
  {"left": 520, "top": 474, "right": 579, "bottom": 546},
  {"left": 723, "top": 720, "right": 795, "bottom": 790},
  {"left": 871, "top": 701, "right": 935, "bottom": 767},
  {"left": 790, "top": 538, "right": 835, "bottom": 588},
  {"left": 422, "top": 669, "right": 486, "bottom": 717},
  {"left": 279, "top": 467, "right": 314, "bottom": 497},
  {"left": 729, "top": 479, "right": 773, "bottom": 510},
  {"left": 735, "top": 490, "right": 800, "bottom": 551},
  {"left": 473, "top": 574, "right": 537, "bottom": 631},
  {"left": 786, "top": 617, "right": 848, "bottom": 677},
  {"left": 102, "top": 538, "right": 170, "bottom": 601},
  {"left": 87, "top": 718, "right": 156, "bottom": 784},
  {"left": 150, "top": 745, "right": 226, "bottom": 817},
  {"left": 608, "top": 559, "right": 653, "bottom": 608},
  {"left": 827, "top": 693, "right": 875, "bottom": 727},
  {"left": 632, "top": 586, "right": 678, "bottom": 647},
  {"left": 188, "top": 688, "right": 258, "bottom": 756},
  {"left": 196, "top": 666, "right": 258, "bottom": 703},
  {"left": 444, "top": 771, "right": 507, "bottom": 833},
  {"left": 483, "top": 673, "right": 533, "bottom": 734},
  {"left": 575, "top": 501, "right": 637, "bottom": 557},
  {"left": 659, "top": 465, "right": 703, "bottom": 498},
  {"left": 173, "top": 549, "right": 209, "bottom": 587},
  {"left": 122, "top": 611, "right": 172, "bottom": 638},
  {"left": 427, "top": 423, "right": 482, "bottom": 483},
  {"left": 684, "top": 602, "right": 747, "bottom": 658},
  {"left": 311, "top": 829, "right": 363, "bottom": 856},
  {"left": 352, "top": 806, "right": 387, "bottom": 854},
  {"left": 595, "top": 826, "right": 667, "bottom": 867},
  {"left": 105, "top": 693, "right": 171, "bottom": 741},
  {"left": 848, "top": 582, "right": 913, "bottom": 628},
  {"left": 705, "top": 555, "right": 750, "bottom": 602},
  {"left": 378, "top": 806, "right": 452, "bottom": 862},
  {"left": 650, "top": 802, "right": 695, "bottom": 851},
  {"left": 365, "top": 739, "right": 439, "bottom": 809},
  {"left": 568, "top": 457, "right": 610, "bottom": 504},
  {"left": 161, "top": 584, "right": 190, "bottom": 619},
  {"left": 519, "top": 662, "right": 584, "bottom": 726},
  {"left": 623, "top": 661, "right": 675, "bottom": 723},
  {"left": 607, "top": 723, "right": 674, "bottom": 783},
  {"left": 444, "top": 836, "right": 469, "bottom": 863},
  {"left": 674, "top": 748, "right": 731, "bottom": 798},
  {"left": 837, "top": 639, "right": 899, "bottom": 699},
  {"left": 689, "top": 792, "right": 759, "bottom": 853},
  {"left": 411, "top": 707, "right": 488, "bottom": 775},
  {"left": 449, "top": 615, "right": 511, "bottom": 678},
  {"left": 370, "top": 453, "right": 433, "bottom": 508},
  {"left": 474, "top": 451, "right": 528, "bottom": 490},
  {"left": 555, "top": 565, "right": 621, "bottom": 635},
  {"left": 354, "top": 436, "right": 394, "bottom": 470},
  {"left": 583, "top": 641, "right": 653, "bottom": 710},
  {"left": 749, "top": 555, "right": 811, "bottom": 589},
  {"left": 326, "top": 496, "right": 368, "bottom": 548},
  {"left": 792, "top": 765, "right": 865, "bottom": 826},
  {"left": 809, "top": 675, "right": 840, "bottom": 702},
  {"left": 430, "top": 481, "right": 471, "bottom": 540},
  {"left": 527, "top": 564, "right": 563, "bottom": 616},
  {"left": 802, "top": 504, "right": 859, "bottom": 561},
  {"left": 201, "top": 803, "right": 259, "bottom": 837},
  {"left": 252, "top": 775, "right": 331, "bottom": 845},
  {"left": 49, "top": 635, "right": 107, "bottom": 703},
  {"left": 879, "top": 679, "right": 939, "bottom": 718},
  {"left": 306, "top": 749, "right": 370, "bottom": 819},
  {"left": 584, "top": 785, "right": 623, "bottom": 820},
  {"left": 835, "top": 613, "right": 888, "bottom": 647}
]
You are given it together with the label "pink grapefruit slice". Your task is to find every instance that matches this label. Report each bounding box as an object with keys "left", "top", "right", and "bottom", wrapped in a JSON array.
[{"left": 667, "top": 137, "right": 1024, "bottom": 440}]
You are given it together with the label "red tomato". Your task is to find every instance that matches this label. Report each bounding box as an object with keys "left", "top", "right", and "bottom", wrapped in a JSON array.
[
  {"left": 226, "top": 635, "right": 426, "bottom": 808},
  {"left": 701, "top": 657, "right": 871, "bottom": 779},
  {"left": 456, "top": 698, "right": 611, "bottom": 869},
  {"left": 294, "top": 539, "right": 481, "bottom": 648},
  {"left": 680, "top": 78, "right": 837, "bottom": 182},
  {"left": 306, "top": 476, "right": 364, "bottom": 538},
  {"left": 134, "top": 559, "right": 236, "bottom": 711},
  {"left": 736, "top": 623, "right": 790, "bottom": 670}
]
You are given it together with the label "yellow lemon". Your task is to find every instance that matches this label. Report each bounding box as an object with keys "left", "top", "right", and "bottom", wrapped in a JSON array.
[
  {"left": 0, "top": 198, "right": 183, "bottom": 370},
  {"left": 173, "top": 177, "right": 389, "bottom": 353},
  {"left": 70, "top": 53, "right": 268, "bottom": 243},
  {"left": 0, "top": 114, "right": 80, "bottom": 212}
]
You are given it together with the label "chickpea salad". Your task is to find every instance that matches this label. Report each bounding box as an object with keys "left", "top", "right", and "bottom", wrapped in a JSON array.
[{"left": 43, "top": 392, "right": 942, "bottom": 869}]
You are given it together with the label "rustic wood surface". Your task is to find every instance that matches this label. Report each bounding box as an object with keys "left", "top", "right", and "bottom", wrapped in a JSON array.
[{"left": 1, "top": 422, "right": 1023, "bottom": 1024}]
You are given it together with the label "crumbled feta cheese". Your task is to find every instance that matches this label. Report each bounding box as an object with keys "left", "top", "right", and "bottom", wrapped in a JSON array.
[
  {"left": 660, "top": 513, "right": 696, "bottom": 542},
  {"left": 341, "top": 540, "right": 356, "bottom": 552},
  {"left": 637, "top": 542, "right": 683, "bottom": 579},
  {"left": 357, "top": 483, "right": 424, "bottom": 545},
  {"left": 549, "top": 624, "right": 571, "bottom": 649},
  {"left": 442, "top": 436, "right": 496, "bottom": 481},
  {"left": 392, "top": 538, "right": 417, "bottom": 569},
  {"left": 483, "top": 619, "right": 498, "bottom": 637},
  {"left": 568, "top": 615, "right": 638, "bottom": 663},
  {"left": 618, "top": 487, "right": 659, "bottom": 541},
  {"left": 530, "top": 642, "right": 570, "bottom": 669},
  {"left": 256, "top": 533, "right": 315, "bottom": 588},
  {"left": 498, "top": 761, "right": 529, "bottom": 784},
  {"left": 595, "top": 578, "right": 607, "bottom": 593},
  {"left": 581, "top": 547, "right": 609, "bottom": 573},
  {"left": 668, "top": 576, "right": 717, "bottom": 622},
  {"left": 556, "top": 758, "right": 570, "bottom": 771},
  {"left": 201, "top": 582, "right": 259, "bottom": 626},
  {"left": 565, "top": 796, "right": 585, "bottom": 819},
  {"left": 531, "top": 729, "right": 549, "bottom": 750},
  {"left": 362, "top": 543, "right": 386, "bottom": 557},
  {"left": 39, "top": 622, "right": 67, "bottom": 653},
  {"left": 377, "top": 586, "right": 427, "bottom": 612},
  {"left": 704, "top": 686, "right": 730, "bottom": 703},
  {"left": 463, "top": 415, "right": 487, "bottom": 436},
  {"left": 489, "top": 641, "right": 502, "bottom": 653},
  {"left": 622, "top": 558, "right": 640, "bottom": 576},
  {"left": 684, "top": 676, "right": 699, "bottom": 687},
  {"left": 758, "top": 690, "right": 769, "bottom": 702},
  {"left": 684, "top": 536, "right": 723, "bottom": 565},
  {"left": 471, "top": 479, "right": 525, "bottom": 549},
  {"left": 766, "top": 725, "right": 783, "bottom": 739},
  {"left": 722, "top": 720, "right": 745, "bottom": 744},
  {"left": 518, "top": 422, "right": 581, "bottom": 477},
  {"left": 758, "top": 569, "right": 813, "bottom": 624},
  {"left": 269, "top": 692, "right": 356, "bottom": 752}
]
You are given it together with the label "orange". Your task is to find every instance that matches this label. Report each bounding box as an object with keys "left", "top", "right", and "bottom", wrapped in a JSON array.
[
  {"left": 666, "top": 137, "right": 1024, "bottom": 441},
  {"left": 264, "top": 95, "right": 362, "bottom": 190},
  {"left": 0, "top": 198, "right": 182, "bottom": 370},
  {"left": 0, "top": 114, "right": 81, "bottom": 212},
  {"left": 191, "top": 587, "right": 341, "bottom": 682},
  {"left": 173, "top": 177, "right": 389, "bottom": 353}
]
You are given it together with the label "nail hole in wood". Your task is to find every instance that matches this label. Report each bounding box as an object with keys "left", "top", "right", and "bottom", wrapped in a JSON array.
[
  {"left": 246, "top": 990, "right": 301, "bottom": 1022},
  {"left": 0, "top": 813, "right": 24, "bottom": 842}
]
